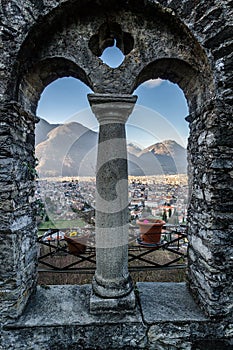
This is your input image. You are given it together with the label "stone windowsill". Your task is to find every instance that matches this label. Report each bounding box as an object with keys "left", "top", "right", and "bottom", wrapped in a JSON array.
[{"left": 4, "top": 282, "right": 208, "bottom": 330}]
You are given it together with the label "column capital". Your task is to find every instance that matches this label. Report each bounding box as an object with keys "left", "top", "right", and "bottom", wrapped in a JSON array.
[{"left": 88, "top": 93, "right": 137, "bottom": 125}]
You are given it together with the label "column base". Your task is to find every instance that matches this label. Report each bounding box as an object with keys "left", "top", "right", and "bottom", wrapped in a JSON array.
[
  {"left": 90, "top": 289, "right": 136, "bottom": 314},
  {"left": 92, "top": 273, "right": 134, "bottom": 299}
]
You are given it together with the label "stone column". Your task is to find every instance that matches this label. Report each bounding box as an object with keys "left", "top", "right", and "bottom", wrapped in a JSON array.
[{"left": 88, "top": 93, "right": 137, "bottom": 313}]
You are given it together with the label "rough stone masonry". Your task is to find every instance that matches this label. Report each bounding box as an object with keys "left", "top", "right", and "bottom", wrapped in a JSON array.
[{"left": 0, "top": 0, "right": 232, "bottom": 349}]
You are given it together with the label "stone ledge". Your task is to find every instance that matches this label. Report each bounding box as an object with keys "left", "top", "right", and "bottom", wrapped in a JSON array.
[
  {"left": 4, "top": 283, "right": 208, "bottom": 330},
  {"left": 2, "top": 283, "right": 232, "bottom": 350},
  {"left": 137, "top": 282, "right": 208, "bottom": 324},
  {"left": 4, "top": 285, "right": 142, "bottom": 329}
]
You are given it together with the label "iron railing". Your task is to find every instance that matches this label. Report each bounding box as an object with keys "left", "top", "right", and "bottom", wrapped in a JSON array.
[{"left": 37, "top": 225, "right": 187, "bottom": 273}]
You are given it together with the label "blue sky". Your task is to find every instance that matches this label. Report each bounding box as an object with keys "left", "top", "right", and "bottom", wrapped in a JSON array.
[{"left": 37, "top": 47, "right": 189, "bottom": 148}]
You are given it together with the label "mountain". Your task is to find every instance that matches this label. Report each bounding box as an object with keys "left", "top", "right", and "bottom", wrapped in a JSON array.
[
  {"left": 36, "top": 121, "right": 98, "bottom": 177},
  {"left": 35, "top": 118, "right": 60, "bottom": 146},
  {"left": 137, "top": 140, "right": 187, "bottom": 175},
  {"left": 35, "top": 119, "right": 187, "bottom": 177},
  {"left": 127, "top": 143, "right": 142, "bottom": 155}
]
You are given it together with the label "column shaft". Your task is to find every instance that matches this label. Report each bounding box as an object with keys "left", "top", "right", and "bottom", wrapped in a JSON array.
[{"left": 88, "top": 94, "right": 137, "bottom": 312}]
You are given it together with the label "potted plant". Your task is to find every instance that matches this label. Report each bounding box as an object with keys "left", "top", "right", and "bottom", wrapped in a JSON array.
[
  {"left": 64, "top": 231, "right": 87, "bottom": 255},
  {"left": 136, "top": 217, "right": 166, "bottom": 244}
]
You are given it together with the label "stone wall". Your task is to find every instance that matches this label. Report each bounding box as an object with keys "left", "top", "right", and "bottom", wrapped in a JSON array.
[
  {"left": 0, "top": 0, "right": 232, "bottom": 348},
  {"left": 1, "top": 284, "right": 232, "bottom": 350},
  {"left": 187, "top": 98, "right": 233, "bottom": 319},
  {"left": 0, "top": 102, "right": 38, "bottom": 322}
]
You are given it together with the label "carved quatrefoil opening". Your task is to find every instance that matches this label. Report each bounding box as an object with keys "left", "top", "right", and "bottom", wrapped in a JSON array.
[{"left": 89, "top": 22, "right": 134, "bottom": 68}]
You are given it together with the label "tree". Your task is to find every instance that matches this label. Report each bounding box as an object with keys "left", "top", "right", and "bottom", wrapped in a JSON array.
[
  {"left": 162, "top": 209, "right": 167, "bottom": 222},
  {"left": 168, "top": 208, "right": 172, "bottom": 218}
]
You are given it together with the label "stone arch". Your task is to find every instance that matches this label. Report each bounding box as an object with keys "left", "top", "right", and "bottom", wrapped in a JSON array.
[
  {"left": 6, "top": 0, "right": 215, "bottom": 98},
  {"left": 132, "top": 57, "right": 209, "bottom": 113},
  {"left": 17, "top": 57, "right": 93, "bottom": 114},
  {"left": 88, "top": 21, "right": 134, "bottom": 57},
  {"left": 4, "top": 0, "right": 216, "bottom": 295},
  {"left": 0, "top": 1, "right": 232, "bottom": 346}
]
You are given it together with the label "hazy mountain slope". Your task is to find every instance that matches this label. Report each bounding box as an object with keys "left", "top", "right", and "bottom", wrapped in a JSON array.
[
  {"left": 127, "top": 143, "right": 142, "bottom": 156},
  {"left": 138, "top": 140, "right": 187, "bottom": 174},
  {"left": 35, "top": 118, "right": 60, "bottom": 146},
  {"left": 36, "top": 122, "right": 98, "bottom": 177},
  {"left": 35, "top": 121, "right": 187, "bottom": 177}
]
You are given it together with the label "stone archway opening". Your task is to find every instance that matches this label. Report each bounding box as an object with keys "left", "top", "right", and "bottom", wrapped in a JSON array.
[
  {"left": 35, "top": 73, "right": 191, "bottom": 286},
  {"left": 34, "top": 76, "right": 99, "bottom": 286},
  {"left": 11, "top": 10, "right": 214, "bottom": 311},
  {"left": 1, "top": 5, "right": 231, "bottom": 346},
  {"left": 130, "top": 77, "right": 189, "bottom": 149},
  {"left": 35, "top": 75, "right": 96, "bottom": 179},
  {"left": 36, "top": 76, "right": 93, "bottom": 125},
  {"left": 89, "top": 21, "right": 134, "bottom": 68},
  {"left": 17, "top": 57, "right": 94, "bottom": 115},
  {"left": 126, "top": 76, "right": 189, "bottom": 283},
  {"left": 100, "top": 39, "right": 125, "bottom": 68},
  {"left": 35, "top": 76, "right": 95, "bottom": 176}
]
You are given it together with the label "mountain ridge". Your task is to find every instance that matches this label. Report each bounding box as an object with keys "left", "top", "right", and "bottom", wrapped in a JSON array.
[{"left": 35, "top": 118, "right": 187, "bottom": 177}]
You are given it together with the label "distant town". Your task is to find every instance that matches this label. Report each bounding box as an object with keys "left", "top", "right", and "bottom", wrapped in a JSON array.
[{"left": 35, "top": 174, "right": 188, "bottom": 228}]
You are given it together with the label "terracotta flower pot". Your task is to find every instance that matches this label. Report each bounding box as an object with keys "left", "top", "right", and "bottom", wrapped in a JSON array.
[
  {"left": 64, "top": 234, "right": 87, "bottom": 255},
  {"left": 136, "top": 219, "right": 166, "bottom": 244}
]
